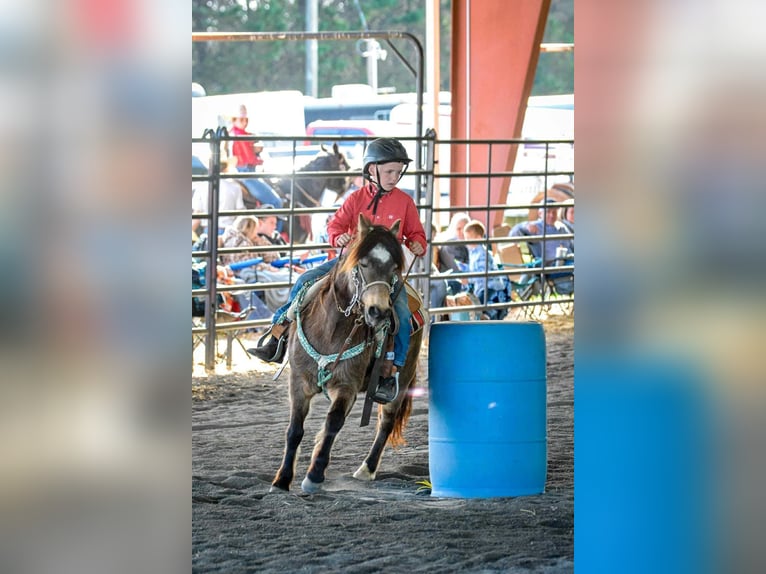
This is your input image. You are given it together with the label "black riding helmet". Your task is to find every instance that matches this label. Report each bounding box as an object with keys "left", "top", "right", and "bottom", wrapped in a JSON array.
[
  {"left": 362, "top": 138, "right": 412, "bottom": 214},
  {"left": 362, "top": 137, "right": 412, "bottom": 178}
]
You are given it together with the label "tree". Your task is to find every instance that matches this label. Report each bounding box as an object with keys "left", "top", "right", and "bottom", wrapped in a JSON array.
[
  {"left": 192, "top": 0, "right": 573, "bottom": 97},
  {"left": 532, "top": 0, "right": 574, "bottom": 95}
]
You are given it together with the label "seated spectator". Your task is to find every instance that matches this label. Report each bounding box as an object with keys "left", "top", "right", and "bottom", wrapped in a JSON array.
[
  {"left": 218, "top": 216, "right": 272, "bottom": 320},
  {"left": 435, "top": 212, "right": 470, "bottom": 271},
  {"left": 510, "top": 199, "right": 573, "bottom": 262},
  {"left": 219, "top": 216, "right": 260, "bottom": 267},
  {"left": 255, "top": 206, "right": 289, "bottom": 259},
  {"left": 462, "top": 220, "right": 510, "bottom": 319},
  {"left": 220, "top": 215, "right": 299, "bottom": 315},
  {"left": 510, "top": 200, "right": 574, "bottom": 295},
  {"left": 441, "top": 220, "right": 510, "bottom": 320}
]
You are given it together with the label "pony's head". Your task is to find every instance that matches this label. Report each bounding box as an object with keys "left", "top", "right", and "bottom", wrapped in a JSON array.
[
  {"left": 340, "top": 214, "right": 403, "bottom": 328},
  {"left": 319, "top": 142, "right": 351, "bottom": 195}
]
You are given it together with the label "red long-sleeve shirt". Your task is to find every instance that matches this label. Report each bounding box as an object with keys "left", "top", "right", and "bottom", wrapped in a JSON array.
[{"left": 327, "top": 184, "right": 427, "bottom": 254}]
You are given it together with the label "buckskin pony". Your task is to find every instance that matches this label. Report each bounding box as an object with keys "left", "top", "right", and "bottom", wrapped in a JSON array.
[{"left": 271, "top": 214, "right": 427, "bottom": 493}]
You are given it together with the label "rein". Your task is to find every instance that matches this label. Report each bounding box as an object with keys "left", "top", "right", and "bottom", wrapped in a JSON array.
[{"left": 391, "top": 254, "right": 418, "bottom": 306}]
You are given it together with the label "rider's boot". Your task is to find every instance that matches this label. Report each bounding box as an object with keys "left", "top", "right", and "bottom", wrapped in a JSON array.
[
  {"left": 373, "top": 351, "right": 400, "bottom": 404},
  {"left": 247, "top": 321, "right": 289, "bottom": 363}
]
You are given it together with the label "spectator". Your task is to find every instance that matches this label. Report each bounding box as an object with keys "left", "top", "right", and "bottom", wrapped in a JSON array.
[
  {"left": 435, "top": 212, "right": 470, "bottom": 271},
  {"left": 219, "top": 215, "right": 260, "bottom": 268},
  {"left": 218, "top": 216, "right": 272, "bottom": 320},
  {"left": 220, "top": 215, "right": 296, "bottom": 316},
  {"left": 510, "top": 200, "right": 574, "bottom": 295},
  {"left": 510, "top": 199, "right": 573, "bottom": 263},
  {"left": 229, "top": 104, "right": 264, "bottom": 172},
  {"left": 255, "top": 205, "right": 289, "bottom": 258},
  {"left": 463, "top": 220, "right": 509, "bottom": 317}
]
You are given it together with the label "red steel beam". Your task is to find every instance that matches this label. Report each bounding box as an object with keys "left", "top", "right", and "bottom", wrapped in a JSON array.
[{"left": 450, "top": 0, "right": 551, "bottom": 228}]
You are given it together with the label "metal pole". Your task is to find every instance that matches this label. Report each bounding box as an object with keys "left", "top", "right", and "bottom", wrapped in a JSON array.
[
  {"left": 365, "top": 40, "right": 379, "bottom": 92},
  {"left": 204, "top": 128, "right": 224, "bottom": 372},
  {"left": 426, "top": 0, "right": 441, "bottom": 203},
  {"left": 305, "top": 0, "right": 318, "bottom": 97}
]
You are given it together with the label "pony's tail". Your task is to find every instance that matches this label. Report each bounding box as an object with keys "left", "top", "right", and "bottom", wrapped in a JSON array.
[{"left": 383, "top": 391, "right": 413, "bottom": 448}]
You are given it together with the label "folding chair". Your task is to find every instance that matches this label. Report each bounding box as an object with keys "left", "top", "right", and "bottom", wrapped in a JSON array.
[
  {"left": 498, "top": 244, "right": 543, "bottom": 301},
  {"left": 540, "top": 252, "right": 574, "bottom": 316},
  {"left": 499, "top": 243, "right": 573, "bottom": 318}
]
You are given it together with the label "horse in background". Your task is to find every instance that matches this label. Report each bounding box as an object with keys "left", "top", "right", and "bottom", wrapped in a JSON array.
[
  {"left": 272, "top": 143, "right": 350, "bottom": 244},
  {"left": 273, "top": 143, "right": 349, "bottom": 210},
  {"left": 232, "top": 143, "right": 349, "bottom": 245},
  {"left": 271, "top": 214, "right": 427, "bottom": 494}
]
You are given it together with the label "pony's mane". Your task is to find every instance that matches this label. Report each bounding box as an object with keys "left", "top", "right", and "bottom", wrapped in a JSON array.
[{"left": 339, "top": 225, "right": 404, "bottom": 274}]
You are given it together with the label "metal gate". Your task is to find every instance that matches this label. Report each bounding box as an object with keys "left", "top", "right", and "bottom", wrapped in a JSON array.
[{"left": 192, "top": 32, "right": 573, "bottom": 371}]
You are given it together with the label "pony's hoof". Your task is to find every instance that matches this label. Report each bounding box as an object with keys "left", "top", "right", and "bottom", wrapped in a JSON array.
[
  {"left": 301, "top": 476, "right": 322, "bottom": 494},
  {"left": 353, "top": 463, "right": 376, "bottom": 481},
  {"left": 269, "top": 484, "right": 288, "bottom": 494}
]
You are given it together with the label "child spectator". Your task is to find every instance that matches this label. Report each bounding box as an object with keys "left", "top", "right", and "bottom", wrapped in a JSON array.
[{"left": 462, "top": 219, "right": 510, "bottom": 320}]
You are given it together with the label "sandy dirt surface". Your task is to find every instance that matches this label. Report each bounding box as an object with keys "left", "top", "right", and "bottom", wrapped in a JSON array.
[{"left": 193, "top": 316, "right": 573, "bottom": 573}]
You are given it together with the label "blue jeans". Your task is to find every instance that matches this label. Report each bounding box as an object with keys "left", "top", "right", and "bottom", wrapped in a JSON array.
[
  {"left": 272, "top": 258, "right": 411, "bottom": 367},
  {"left": 390, "top": 288, "right": 411, "bottom": 367}
]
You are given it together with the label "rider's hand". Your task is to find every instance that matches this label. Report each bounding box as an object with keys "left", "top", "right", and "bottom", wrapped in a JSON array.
[
  {"left": 408, "top": 241, "right": 425, "bottom": 256},
  {"left": 336, "top": 233, "right": 352, "bottom": 247}
]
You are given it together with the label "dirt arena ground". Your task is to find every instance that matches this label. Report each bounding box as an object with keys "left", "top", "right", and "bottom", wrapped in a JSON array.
[{"left": 193, "top": 315, "right": 573, "bottom": 573}]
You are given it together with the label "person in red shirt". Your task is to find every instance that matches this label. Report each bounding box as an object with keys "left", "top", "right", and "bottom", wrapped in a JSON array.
[
  {"left": 248, "top": 138, "right": 426, "bottom": 382},
  {"left": 229, "top": 104, "right": 263, "bottom": 172}
]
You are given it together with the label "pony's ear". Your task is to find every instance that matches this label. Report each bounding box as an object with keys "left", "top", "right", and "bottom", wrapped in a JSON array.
[
  {"left": 389, "top": 219, "right": 401, "bottom": 237},
  {"left": 358, "top": 213, "right": 372, "bottom": 236}
]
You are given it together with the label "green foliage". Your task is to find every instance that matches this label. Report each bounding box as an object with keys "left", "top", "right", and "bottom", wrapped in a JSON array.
[
  {"left": 532, "top": 0, "right": 574, "bottom": 95},
  {"left": 192, "top": 0, "right": 573, "bottom": 97}
]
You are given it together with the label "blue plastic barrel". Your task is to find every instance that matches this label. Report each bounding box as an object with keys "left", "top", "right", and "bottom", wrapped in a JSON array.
[{"left": 428, "top": 322, "right": 547, "bottom": 498}]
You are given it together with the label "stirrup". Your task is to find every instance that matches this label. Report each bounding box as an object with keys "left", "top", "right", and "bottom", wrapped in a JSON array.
[
  {"left": 255, "top": 327, "right": 274, "bottom": 348},
  {"left": 373, "top": 372, "right": 399, "bottom": 404},
  {"left": 247, "top": 327, "right": 288, "bottom": 363}
]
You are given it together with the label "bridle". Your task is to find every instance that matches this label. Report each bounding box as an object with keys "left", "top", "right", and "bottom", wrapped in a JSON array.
[{"left": 334, "top": 262, "right": 398, "bottom": 318}]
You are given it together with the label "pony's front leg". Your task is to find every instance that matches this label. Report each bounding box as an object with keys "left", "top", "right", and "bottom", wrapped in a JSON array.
[
  {"left": 271, "top": 387, "right": 312, "bottom": 492},
  {"left": 301, "top": 386, "right": 356, "bottom": 494},
  {"left": 353, "top": 400, "right": 398, "bottom": 481}
]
